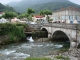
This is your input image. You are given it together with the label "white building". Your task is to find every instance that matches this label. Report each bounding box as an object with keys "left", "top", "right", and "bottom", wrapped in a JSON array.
[
  {"left": 0, "top": 18, "right": 8, "bottom": 23},
  {"left": 52, "top": 6, "right": 80, "bottom": 23},
  {"left": 32, "top": 15, "right": 48, "bottom": 24}
]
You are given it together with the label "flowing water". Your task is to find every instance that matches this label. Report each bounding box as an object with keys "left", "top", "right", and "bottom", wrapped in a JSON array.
[{"left": 0, "top": 41, "right": 69, "bottom": 60}]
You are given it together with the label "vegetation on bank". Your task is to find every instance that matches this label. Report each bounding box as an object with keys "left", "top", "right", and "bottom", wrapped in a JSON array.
[
  {"left": 55, "top": 55, "right": 70, "bottom": 60},
  {"left": 24, "top": 56, "right": 70, "bottom": 60},
  {"left": 0, "top": 23, "right": 28, "bottom": 44},
  {"left": 25, "top": 57, "right": 51, "bottom": 60}
]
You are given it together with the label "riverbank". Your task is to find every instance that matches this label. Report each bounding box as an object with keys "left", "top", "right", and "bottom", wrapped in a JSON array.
[
  {"left": 45, "top": 49, "right": 80, "bottom": 60},
  {"left": 33, "top": 38, "right": 80, "bottom": 60}
]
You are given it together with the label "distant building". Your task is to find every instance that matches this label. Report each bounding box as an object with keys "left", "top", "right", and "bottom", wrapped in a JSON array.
[
  {"left": 11, "top": 17, "right": 20, "bottom": 23},
  {"left": 0, "top": 18, "right": 8, "bottom": 23},
  {"left": 0, "top": 12, "right": 4, "bottom": 16},
  {"left": 11, "top": 17, "right": 27, "bottom": 23},
  {"left": 52, "top": 6, "right": 80, "bottom": 23},
  {"left": 32, "top": 15, "right": 48, "bottom": 24}
]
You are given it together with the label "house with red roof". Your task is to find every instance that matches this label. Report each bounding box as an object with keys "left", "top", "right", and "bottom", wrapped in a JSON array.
[{"left": 32, "top": 15, "right": 48, "bottom": 24}]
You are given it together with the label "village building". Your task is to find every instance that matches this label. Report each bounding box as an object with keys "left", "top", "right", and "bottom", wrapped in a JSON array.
[
  {"left": 11, "top": 17, "right": 27, "bottom": 23},
  {"left": 32, "top": 15, "right": 48, "bottom": 24},
  {"left": 11, "top": 17, "right": 20, "bottom": 23},
  {"left": 0, "top": 12, "right": 4, "bottom": 16},
  {"left": 0, "top": 18, "right": 8, "bottom": 23},
  {"left": 52, "top": 6, "right": 80, "bottom": 23}
]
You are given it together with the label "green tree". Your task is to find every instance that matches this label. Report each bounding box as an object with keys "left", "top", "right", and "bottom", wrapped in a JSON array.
[
  {"left": 40, "top": 10, "right": 45, "bottom": 15},
  {"left": 27, "top": 8, "right": 34, "bottom": 15},
  {"left": 26, "top": 8, "right": 35, "bottom": 21},
  {"left": 40, "top": 10, "right": 52, "bottom": 15},
  {"left": 40, "top": 10, "right": 52, "bottom": 21},
  {"left": 18, "top": 13, "right": 29, "bottom": 19},
  {"left": 2, "top": 12, "right": 17, "bottom": 21},
  {"left": 44, "top": 10, "right": 52, "bottom": 15}
]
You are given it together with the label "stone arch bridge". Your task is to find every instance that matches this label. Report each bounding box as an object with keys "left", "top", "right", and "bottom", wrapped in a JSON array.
[{"left": 41, "top": 23, "right": 80, "bottom": 49}]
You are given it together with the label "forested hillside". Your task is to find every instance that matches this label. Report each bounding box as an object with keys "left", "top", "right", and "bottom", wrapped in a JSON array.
[
  {"left": 7, "top": 0, "right": 80, "bottom": 13},
  {"left": 32, "top": 2, "right": 80, "bottom": 13},
  {"left": 0, "top": 3, "right": 16, "bottom": 12}
]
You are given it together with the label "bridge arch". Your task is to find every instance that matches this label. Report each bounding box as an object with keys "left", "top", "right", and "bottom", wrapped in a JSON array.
[
  {"left": 52, "top": 30, "right": 70, "bottom": 41},
  {"left": 52, "top": 30, "right": 70, "bottom": 47},
  {"left": 41, "top": 28, "right": 48, "bottom": 38}
]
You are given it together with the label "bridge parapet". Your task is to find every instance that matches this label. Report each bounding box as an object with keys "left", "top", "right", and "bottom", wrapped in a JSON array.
[
  {"left": 42, "top": 23, "right": 80, "bottom": 29},
  {"left": 28, "top": 24, "right": 42, "bottom": 29}
]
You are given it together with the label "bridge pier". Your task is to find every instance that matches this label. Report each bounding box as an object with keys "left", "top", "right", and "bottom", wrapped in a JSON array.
[
  {"left": 70, "top": 41, "right": 77, "bottom": 50},
  {"left": 48, "top": 33, "right": 52, "bottom": 38}
]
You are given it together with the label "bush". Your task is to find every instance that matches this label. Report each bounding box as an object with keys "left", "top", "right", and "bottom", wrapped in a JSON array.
[{"left": 0, "top": 23, "right": 28, "bottom": 42}]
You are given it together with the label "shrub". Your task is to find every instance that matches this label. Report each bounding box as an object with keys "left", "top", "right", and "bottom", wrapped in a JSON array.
[{"left": 0, "top": 23, "right": 28, "bottom": 42}]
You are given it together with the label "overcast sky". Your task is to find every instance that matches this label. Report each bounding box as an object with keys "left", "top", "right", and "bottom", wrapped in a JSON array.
[
  {"left": 0, "top": 0, "right": 22, "bottom": 4},
  {"left": 0, "top": 0, "right": 80, "bottom": 5}
]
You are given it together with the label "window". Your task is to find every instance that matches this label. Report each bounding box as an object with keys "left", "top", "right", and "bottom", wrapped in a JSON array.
[{"left": 75, "top": 15, "right": 77, "bottom": 20}]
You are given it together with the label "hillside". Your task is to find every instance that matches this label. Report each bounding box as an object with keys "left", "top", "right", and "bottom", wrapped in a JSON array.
[
  {"left": 0, "top": 3, "right": 16, "bottom": 12},
  {"left": 7, "top": 0, "right": 80, "bottom": 13},
  {"left": 32, "top": 2, "right": 80, "bottom": 13}
]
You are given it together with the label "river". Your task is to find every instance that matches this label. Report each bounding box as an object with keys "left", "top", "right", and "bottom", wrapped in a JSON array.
[{"left": 0, "top": 41, "right": 70, "bottom": 60}]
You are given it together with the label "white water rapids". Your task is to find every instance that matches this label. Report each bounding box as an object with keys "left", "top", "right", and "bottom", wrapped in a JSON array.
[
  {"left": 0, "top": 40, "right": 69, "bottom": 60},
  {"left": 27, "top": 36, "right": 34, "bottom": 42}
]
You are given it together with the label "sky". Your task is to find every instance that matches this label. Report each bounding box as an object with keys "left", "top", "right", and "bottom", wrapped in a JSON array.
[
  {"left": 69, "top": 0, "right": 80, "bottom": 5},
  {"left": 0, "top": 0, "right": 22, "bottom": 4},
  {"left": 0, "top": 0, "right": 80, "bottom": 5}
]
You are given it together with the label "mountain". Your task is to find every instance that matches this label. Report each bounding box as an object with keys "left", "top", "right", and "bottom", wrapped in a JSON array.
[
  {"left": 0, "top": 3, "right": 16, "bottom": 12},
  {"left": 32, "top": 2, "right": 80, "bottom": 13},
  {"left": 7, "top": 0, "right": 80, "bottom": 13}
]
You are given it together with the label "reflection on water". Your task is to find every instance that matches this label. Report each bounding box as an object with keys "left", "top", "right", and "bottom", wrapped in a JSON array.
[{"left": 0, "top": 41, "right": 69, "bottom": 60}]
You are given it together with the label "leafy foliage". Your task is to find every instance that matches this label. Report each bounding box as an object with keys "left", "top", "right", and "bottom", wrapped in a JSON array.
[
  {"left": 0, "top": 23, "right": 28, "bottom": 42},
  {"left": 26, "top": 8, "right": 35, "bottom": 21},
  {"left": 40, "top": 10, "right": 52, "bottom": 15},
  {"left": 40, "top": 10, "right": 52, "bottom": 21},
  {"left": 27, "top": 8, "right": 34, "bottom": 15},
  {"left": 2, "top": 12, "right": 17, "bottom": 19},
  {"left": 18, "top": 13, "right": 29, "bottom": 19}
]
